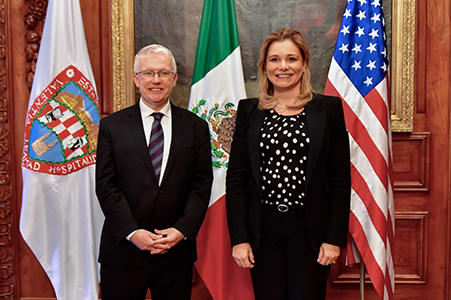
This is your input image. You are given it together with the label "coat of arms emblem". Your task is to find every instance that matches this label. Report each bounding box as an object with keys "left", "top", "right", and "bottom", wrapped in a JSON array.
[
  {"left": 191, "top": 100, "right": 237, "bottom": 168},
  {"left": 22, "top": 65, "right": 100, "bottom": 175}
]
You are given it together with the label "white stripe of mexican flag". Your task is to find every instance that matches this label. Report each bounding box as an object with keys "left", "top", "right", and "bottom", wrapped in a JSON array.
[
  {"left": 189, "top": 0, "right": 254, "bottom": 299},
  {"left": 190, "top": 47, "right": 246, "bottom": 205}
]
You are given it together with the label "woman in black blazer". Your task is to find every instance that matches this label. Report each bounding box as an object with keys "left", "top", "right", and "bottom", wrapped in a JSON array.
[{"left": 226, "top": 28, "right": 351, "bottom": 300}]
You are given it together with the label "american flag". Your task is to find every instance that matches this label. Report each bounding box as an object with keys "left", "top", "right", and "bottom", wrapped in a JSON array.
[{"left": 324, "top": 0, "right": 395, "bottom": 299}]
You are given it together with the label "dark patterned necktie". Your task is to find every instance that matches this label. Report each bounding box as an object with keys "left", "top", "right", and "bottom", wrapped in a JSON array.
[{"left": 148, "top": 112, "right": 164, "bottom": 182}]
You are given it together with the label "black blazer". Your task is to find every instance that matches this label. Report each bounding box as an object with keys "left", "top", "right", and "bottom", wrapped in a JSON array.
[
  {"left": 226, "top": 94, "right": 351, "bottom": 252},
  {"left": 96, "top": 102, "right": 213, "bottom": 267}
]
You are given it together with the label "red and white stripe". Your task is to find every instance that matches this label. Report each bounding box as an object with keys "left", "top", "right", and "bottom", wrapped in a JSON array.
[
  {"left": 38, "top": 99, "right": 87, "bottom": 159},
  {"left": 325, "top": 58, "right": 395, "bottom": 300}
]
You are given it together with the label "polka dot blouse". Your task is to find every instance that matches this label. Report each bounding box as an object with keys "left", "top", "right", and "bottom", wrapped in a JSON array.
[{"left": 259, "top": 109, "right": 310, "bottom": 207}]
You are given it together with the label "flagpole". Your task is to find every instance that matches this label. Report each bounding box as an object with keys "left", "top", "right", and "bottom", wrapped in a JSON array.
[{"left": 360, "top": 254, "right": 365, "bottom": 300}]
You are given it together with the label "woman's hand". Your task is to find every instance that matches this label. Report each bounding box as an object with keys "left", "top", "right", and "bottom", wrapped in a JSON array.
[
  {"left": 317, "top": 242, "right": 340, "bottom": 266},
  {"left": 232, "top": 242, "right": 255, "bottom": 268}
]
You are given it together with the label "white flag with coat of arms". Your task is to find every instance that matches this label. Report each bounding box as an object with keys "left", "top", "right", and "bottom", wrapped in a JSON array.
[{"left": 20, "top": 0, "right": 104, "bottom": 299}]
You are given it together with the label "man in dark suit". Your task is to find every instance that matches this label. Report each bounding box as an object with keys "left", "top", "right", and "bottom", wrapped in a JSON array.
[{"left": 96, "top": 44, "right": 213, "bottom": 300}]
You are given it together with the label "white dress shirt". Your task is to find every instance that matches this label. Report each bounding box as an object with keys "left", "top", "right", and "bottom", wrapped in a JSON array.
[
  {"left": 126, "top": 99, "right": 173, "bottom": 241},
  {"left": 139, "top": 99, "right": 172, "bottom": 186}
]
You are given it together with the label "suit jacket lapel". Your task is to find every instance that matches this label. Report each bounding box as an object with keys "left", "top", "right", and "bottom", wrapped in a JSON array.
[
  {"left": 305, "top": 96, "right": 326, "bottom": 187},
  {"left": 161, "top": 103, "right": 182, "bottom": 184},
  {"left": 248, "top": 105, "right": 265, "bottom": 187},
  {"left": 127, "top": 103, "right": 159, "bottom": 182}
]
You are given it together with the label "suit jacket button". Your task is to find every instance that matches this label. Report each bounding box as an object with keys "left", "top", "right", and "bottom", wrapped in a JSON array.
[{"left": 158, "top": 189, "right": 163, "bottom": 193}]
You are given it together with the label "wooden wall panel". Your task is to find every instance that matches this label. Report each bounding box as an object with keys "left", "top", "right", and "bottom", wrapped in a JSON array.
[
  {"left": 329, "top": 212, "right": 428, "bottom": 285},
  {"left": 392, "top": 133, "right": 429, "bottom": 192},
  {"left": 394, "top": 212, "right": 427, "bottom": 284},
  {"left": 399, "top": 0, "right": 451, "bottom": 299},
  {"left": 7, "top": 0, "right": 30, "bottom": 299},
  {"left": 13, "top": 1, "right": 54, "bottom": 298}
]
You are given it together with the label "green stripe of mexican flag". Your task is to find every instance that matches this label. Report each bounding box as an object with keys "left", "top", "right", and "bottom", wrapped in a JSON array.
[
  {"left": 189, "top": 1, "right": 254, "bottom": 299},
  {"left": 191, "top": 0, "right": 240, "bottom": 85},
  {"left": 189, "top": 0, "right": 246, "bottom": 204}
]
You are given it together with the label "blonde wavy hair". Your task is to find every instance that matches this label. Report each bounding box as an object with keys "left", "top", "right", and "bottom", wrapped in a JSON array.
[{"left": 257, "top": 28, "right": 314, "bottom": 110}]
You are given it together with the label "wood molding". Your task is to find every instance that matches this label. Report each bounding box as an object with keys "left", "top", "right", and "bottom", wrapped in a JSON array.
[
  {"left": 110, "top": 0, "right": 134, "bottom": 112},
  {"left": 392, "top": 132, "right": 430, "bottom": 192},
  {"left": 394, "top": 211, "right": 428, "bottom": 284},
  {"left": 99, "top": 0, "right": 113, "bottom": 115},
  {"left": 1, "top": 0, "right": 15, "bottom": 298},
  {"left": 391, "top": 0, "right": 416, "bottom": 132},
  {"left": 24, "top": 0, "right": 47, "bottom": 90}
]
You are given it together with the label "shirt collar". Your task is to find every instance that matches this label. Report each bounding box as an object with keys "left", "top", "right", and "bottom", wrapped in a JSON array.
[{"left": 139, "top": 98, "right": 172, "bottom": 119}]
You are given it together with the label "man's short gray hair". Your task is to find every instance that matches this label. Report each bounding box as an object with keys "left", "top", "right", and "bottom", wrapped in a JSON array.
[{"left": 134, "top": 44, "right": 177, "bottom": 73}]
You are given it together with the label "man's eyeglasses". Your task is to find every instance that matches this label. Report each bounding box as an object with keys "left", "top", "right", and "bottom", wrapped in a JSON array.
[{"left": 135, "top": 70, "right": 176, "bottom": 79}]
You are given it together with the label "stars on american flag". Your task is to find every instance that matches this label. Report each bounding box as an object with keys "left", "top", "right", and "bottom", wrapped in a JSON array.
[
  {"left": 344, "top": 9, "right": 352, "bottom": 18},
  {"left": 357, "top": 0, "right": 367, "bottom": 6},
  {"left": 352, "top": 43, "right": 362, "bottom": 54},
  {"left": 355, "top": 26, "right": 365, "bottom": 37},
  {"left": 369, "top": 28, "right": 379, "bottom": 39},
  {"left": 333, "top": 0, "right": 389, "bottom": 97},
  {"left": 366, "top": 60, "right": 377, "bottom": 70},
  {"left": 371, "top": 13, "right": 381, "bottom": 23},
  {"left": 371, "top": 0, "right": 381, "bottom": 7},
  {"left": 351, "top": 60, "right": 362, "bottom": 71},
  {"left": 341, "top": 25, "right": 350, "bottom": 36},
  {"left": 339, "top": 43, "right": 349, "bottom": 53},
  {"left": 367, "top": 43, "right": 377, "bottom": 53},
  {"left": 356, "top": 10, "right": 366, "bottom": 20}
]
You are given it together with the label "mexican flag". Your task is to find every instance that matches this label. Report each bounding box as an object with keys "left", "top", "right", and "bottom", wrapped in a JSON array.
[{"left": 189, "top": 0, "right": 254, "bottom": 299}]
